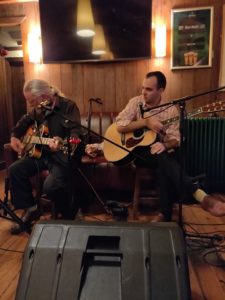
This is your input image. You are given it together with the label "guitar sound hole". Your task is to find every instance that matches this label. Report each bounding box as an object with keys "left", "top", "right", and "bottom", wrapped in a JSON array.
[{"left": 133, "top": 129, "right": 144, "bottom": 138}]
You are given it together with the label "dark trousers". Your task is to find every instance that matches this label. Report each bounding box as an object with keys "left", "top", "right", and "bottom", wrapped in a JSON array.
[
  {"left": 134, "top": 149, "right": 198, "bottom": 221},
  {"left": 8, "top": 156, "right": 78, "bottom": 219}
]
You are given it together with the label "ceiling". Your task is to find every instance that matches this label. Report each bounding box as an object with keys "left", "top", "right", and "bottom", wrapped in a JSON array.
[{"left": 0, "top": 25, "right": 23, "bottom": 58}]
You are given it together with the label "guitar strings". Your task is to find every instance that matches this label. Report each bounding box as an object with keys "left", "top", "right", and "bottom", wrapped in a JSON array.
[{"left": 33, "top": 109, "right": 44, "bottom": 147}]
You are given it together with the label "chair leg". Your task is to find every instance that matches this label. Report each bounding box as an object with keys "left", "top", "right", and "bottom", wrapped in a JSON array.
[{"left": 132, "top": 171, "right": 140, "bottom": 220}]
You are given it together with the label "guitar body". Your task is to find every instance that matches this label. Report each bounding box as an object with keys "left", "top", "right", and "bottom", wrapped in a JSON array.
[
  {"left": 21, "top": 124, "right": 49, "bottom": 158},
  {"left": 20, "top": 124, "right": 80, "bottom": 160},
  {"left": 103, "top": 123, "right": 157, "bottom": 164}
]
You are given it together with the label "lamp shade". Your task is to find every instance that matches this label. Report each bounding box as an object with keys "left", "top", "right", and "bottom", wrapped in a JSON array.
[
  {"left": 76, "top": 0, "right": 95, "bottom": 37},
  {"left": 92, "top": 24, "right": 106, "bottom": 55},
  {"left": 101, "top": 41, "right": 114, "bottom": 60}
]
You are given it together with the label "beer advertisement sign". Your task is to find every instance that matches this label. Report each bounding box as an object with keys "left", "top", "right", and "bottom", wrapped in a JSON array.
[{"left": 171, "top": 7, "right": 213, "bottom": 69}]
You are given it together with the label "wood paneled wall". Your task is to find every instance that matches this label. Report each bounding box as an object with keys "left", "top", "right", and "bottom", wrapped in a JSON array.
[
  {"left": 0, "top": 3, "right": 24, "bottom": 163},
  {"left": 11, "top": 65, "right": 26, "bottom": 123},
  {"left": 0, "top": 57, "right": 13, "bottom": 158},
  {"left": 2, "top": 0, "right": 225, "bottom": 116}
]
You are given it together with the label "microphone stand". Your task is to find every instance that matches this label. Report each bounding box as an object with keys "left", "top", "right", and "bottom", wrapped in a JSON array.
[
  {"left": 40, "top": 104, "right": 151, "bottom": 163},
  {"left": 39, "top": 102, "right": 155, "bottom": 217},
  {"left": 142, "top": 85, "right": 225, "bottom": 236},
  {"left": 87, "top": 100, "right": 92, "bottom": 144},
  {"left": 87, "top": 98, "right": 103, "bottom": 143},
  {"left": 178, "top": 100, "right": 186, "bottom": 227},
  {"left": 0, "top": 199, "right": 31, "bottom": 233}
]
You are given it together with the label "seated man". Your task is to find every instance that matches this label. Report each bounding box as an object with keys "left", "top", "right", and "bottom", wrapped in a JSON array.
[
  {"left": 9, "top": 79, "right": 83, "bottom": 234},
  {"left": 113, "top": 71, "right": 225, "bottom": 221}
]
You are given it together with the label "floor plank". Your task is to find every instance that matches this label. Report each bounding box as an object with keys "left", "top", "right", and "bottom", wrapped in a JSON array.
[{"left": 1, "top": 170, "right": 225, "bottom": 299}]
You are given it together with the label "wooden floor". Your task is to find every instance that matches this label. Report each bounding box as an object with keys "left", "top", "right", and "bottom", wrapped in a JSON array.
[{"left": 1, "top": 169, "right": 225, "bottom": 300}]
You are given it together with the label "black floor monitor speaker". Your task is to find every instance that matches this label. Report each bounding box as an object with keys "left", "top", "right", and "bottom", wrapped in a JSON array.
[{"left": 16, "top": 221, "right": 191, "bottom": 300}]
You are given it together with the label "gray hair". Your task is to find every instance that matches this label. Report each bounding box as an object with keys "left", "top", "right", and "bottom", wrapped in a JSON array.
[{"left": 23, "top": 79, "right": 64, "bottom": 97}]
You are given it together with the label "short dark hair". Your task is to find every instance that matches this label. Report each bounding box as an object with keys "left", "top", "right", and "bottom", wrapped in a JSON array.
[{"left": 145, "top": 71, "right": 167, "bottom": 90}]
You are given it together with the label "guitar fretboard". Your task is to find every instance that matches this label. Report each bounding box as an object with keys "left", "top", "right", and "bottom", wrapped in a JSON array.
[
  {"left": 30, "top": 136, "right": 52, "bottom": 145},
  {"left": 162, "top": 107, "right": 203, "bottom": 126},
  {"left": 161, "top": 100, "right": 225, "bottom": 126}
]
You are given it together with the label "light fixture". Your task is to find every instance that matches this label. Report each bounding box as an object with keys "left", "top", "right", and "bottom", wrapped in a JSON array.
[
  {"left": 155, "top": 25, "right": 167, "bottom": 58},
  {"left": 101, "top": 41, "right": 114, "bottom": 60},
  {"left": 27, "top": 29, "right": 42, "bottom": 63},
  {"left": 76, "top": 0, "right": 95, "bottom": 37},
  {"left": 92, "top": 24, "right": 106, "bottom": 55}
]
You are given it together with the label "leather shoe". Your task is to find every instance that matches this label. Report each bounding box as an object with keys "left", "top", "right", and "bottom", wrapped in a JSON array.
[
  {"left": 10, "top": 208, "right": 41, "bottom": 235},
  {"left": 201, "top": 194, "right": 225, "bottom": 217},
  {"left": 21, "top": 208, "right": 42, "bottom": 223},
  {"left": 151, "top": 213, "right": 166, "bottom": 223}
]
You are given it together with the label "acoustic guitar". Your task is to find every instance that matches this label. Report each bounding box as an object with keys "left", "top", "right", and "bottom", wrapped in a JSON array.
[
  {"left": 20, "top": 123, "right": 80, "bottom": 159},
  {"left": 103, "top": 100, "right": 225, "bottom": 165}
]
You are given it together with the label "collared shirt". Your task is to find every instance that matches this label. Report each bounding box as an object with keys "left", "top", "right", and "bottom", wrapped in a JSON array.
[{"left": 116, "top": 95, "right": 180, "bottom": 144}]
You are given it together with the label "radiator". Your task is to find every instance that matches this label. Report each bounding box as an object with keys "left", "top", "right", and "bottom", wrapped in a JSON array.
[{"left": 184, "top": 118, "right": 225, "bottom": 192}]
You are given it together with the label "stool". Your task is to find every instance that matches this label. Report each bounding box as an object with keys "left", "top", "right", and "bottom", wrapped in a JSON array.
[{"left": 131, "top": 167, "right": 159, "bottom": 219}]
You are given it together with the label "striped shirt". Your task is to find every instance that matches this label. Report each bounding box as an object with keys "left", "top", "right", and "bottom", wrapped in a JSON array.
[{"left": 116, "top": 95, "right": 180, "bottom": 145}]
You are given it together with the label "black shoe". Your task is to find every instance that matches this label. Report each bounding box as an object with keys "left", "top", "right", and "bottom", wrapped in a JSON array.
[
  {"left": 10, "top": 208, "right": 42, "bottom": 235},
  {"left": 21, "top": 208, "right": 42, "bottom": 223}
]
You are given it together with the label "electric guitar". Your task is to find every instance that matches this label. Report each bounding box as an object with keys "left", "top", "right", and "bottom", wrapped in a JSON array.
[
  {"left": 20, "top": 124, "right": 81, "bottom": 159},
  {"left": 103, "top": 100, "right": 225, "bottom": 165}
]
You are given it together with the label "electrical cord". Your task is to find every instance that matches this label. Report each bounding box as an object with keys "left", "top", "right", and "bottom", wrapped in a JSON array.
[
  {"left": 184, "top": 222, "right": 225, "bottom": 268},
  {"left": 184, "top": 223, "right": 225, "bottom": 237},
  {"left": 202, "top": 248, "right": 225, "bottom": 267}
]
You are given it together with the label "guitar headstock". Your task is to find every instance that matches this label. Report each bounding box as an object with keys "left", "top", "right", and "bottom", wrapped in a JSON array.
[
  {"left": 61, "top": 138, "right": 81, "bottom": 156},
  {"left": 201, "top": 100, "right": 225, "bottom": 114}
]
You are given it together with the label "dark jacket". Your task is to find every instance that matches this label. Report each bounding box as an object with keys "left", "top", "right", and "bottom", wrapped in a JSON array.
[{"left": 11, "top": 96, "right": 84, "bottom": 167}]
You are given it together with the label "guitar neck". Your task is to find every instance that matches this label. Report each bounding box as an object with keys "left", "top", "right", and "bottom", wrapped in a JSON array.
[
  {"left": 162, "top": 107, "right": 203, "bottom": 126},
  {"left": 30, "top": 136, "right": 52, "bottom": 146}
]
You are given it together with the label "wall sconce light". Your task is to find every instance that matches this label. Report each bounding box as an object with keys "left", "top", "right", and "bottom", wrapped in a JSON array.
[
  {"left": 76, "top": 0, "right": 95, "bottom": 37},
  {"left": 28, "top": 30, "right": 42, "bottom": 63},
  {"left": 92, "top": 24, "right": 106, "bottom": 55},
  {"left": 155, "top": 25, "right": 167, "bottom": 58}
]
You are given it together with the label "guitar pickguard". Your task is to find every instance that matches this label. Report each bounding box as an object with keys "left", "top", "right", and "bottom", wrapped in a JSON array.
[
  {"left": 126, "top": 136, "right": 144, "bottom": 148},
  {"left": 21, "top": 124, "right": 49, "bottom": 158},
  {"left": 125, "top": 129, "right": 145, "bottom": 148}
]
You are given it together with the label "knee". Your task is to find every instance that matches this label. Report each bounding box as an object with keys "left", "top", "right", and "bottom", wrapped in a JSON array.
[
  {"left": 42, "top": 179, "right": 66, "bottom": 196},
  {"left": 42, "top": 180, "right": 53, "bottom": 196}
]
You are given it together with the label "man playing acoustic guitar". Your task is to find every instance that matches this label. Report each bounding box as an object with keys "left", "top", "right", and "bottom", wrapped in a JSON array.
[
  {"left": 9, "top": 79, "right": 83, "bottom": 234},
  {"left": 115, "top": 71, "right": 225, "bottom": 222}
]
